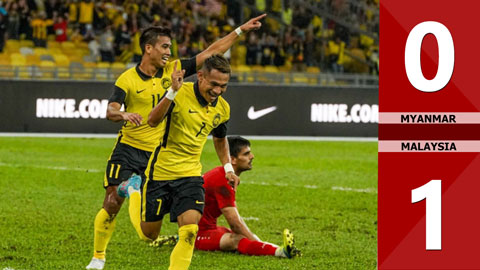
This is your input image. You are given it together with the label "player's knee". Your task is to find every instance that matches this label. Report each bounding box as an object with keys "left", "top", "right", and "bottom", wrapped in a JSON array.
[
  {"left": 140, "top": 222, "right": 160, "bottom": 240},
  {"left": 143, "top": 230, "right": 159, "bottom": 240},
  {"left": 220, "top": 233, "right": 244, "bottom": 251},
  {"left": 103, "top": 187, "right": 124, "bottom": 213},
  {"left": 177, "top": 210, "right": 202, "bottom": 227},
  {"left": 105, "top": 196, "right": 122, "bottom": 212}
]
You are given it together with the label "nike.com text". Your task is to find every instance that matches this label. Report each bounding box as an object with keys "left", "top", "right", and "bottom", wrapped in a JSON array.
[{"left": 310, "top": 103, "right": 378, "bottom": 123}]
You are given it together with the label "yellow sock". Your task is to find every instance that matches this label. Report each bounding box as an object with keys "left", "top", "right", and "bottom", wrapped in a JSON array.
[
  {"left": 168, "top": 224, "right": 198, "bottom": 270},
  {"left": 93, "top": 208, "right": 117, "bottom": 260},
  {"left": 129, "top": 191, "right": 149, "bottom": 241}
]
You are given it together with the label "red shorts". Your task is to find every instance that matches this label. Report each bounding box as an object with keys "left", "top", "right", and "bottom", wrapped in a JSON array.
[{"left": 195, "top": 226, "right": 232, "bottom": 251}]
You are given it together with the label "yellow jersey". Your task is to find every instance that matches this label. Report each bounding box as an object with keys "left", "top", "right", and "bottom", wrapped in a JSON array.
[
  {"left": 79, "top": 1, "right": 94, "bottom": 24},
  {"left": 146, "top": 82, "right": 230, "bottom": 180},
  {"left": 109, "top": 59, "right": 197, "bottom": 152}
]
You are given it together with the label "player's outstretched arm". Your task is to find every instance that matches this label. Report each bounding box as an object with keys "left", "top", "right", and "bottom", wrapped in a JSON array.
[
  {"left": 213, "top": 136, "right": 240, "bottom": 191},
  {"left": 106, "top": 102, "right": 142, "bottom": 126},
  {"left": 222, "top": 206, "right": 261, "bottom": 241},
  {"left": 195, "top": 14, "right": 267, "bottom": 68},
  {"left": 148, "top": 61, "right": 185, "bottom": 127}
]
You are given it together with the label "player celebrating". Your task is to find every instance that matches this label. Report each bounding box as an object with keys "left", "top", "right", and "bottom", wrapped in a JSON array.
[
  {"left": 195, "top": 136, "right": 301, "bottom": 258},
  {"left": 122, "top": 54, "right": 237, "bottom": 270},
  {"left": 86, "top": 13, "right": 267, "bottom": 270},
  {"left": 86, "top": 26, "right": 196, "bottom": 270}
]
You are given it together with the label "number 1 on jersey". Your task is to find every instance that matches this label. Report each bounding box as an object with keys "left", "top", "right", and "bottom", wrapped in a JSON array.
[
  {"left": 152, "top": 94, "right": 161, "bottom": 108},
  {"left": 411, "top": 180, "right": 442, "bottom": 250}
]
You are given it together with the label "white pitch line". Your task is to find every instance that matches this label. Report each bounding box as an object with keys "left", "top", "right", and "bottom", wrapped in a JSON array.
[
  {"left": 331, "top": 186, "right": 377, "bottom": 193},
  {"left": 0, "top": 162, "right": 376, "bottom": 193},
  {"left": 242, "top": 181, "right": 376, "bottom": 193},
  {"left": 0, "top": 162, "right": 102, "bottom": 173},
  {"left": 0, "top": 132, "right": 117, "bottom": 138},
  {"left": 242, "top": 181, "right": 289, "bottom": 187},
  {"left": 243, "top": 217, "right": 260, "bottom": 221}
]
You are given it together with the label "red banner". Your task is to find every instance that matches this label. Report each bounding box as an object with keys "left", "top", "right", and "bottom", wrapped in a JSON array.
[{"left": 379, "top": 0, "right": 480, "bottom": 268}]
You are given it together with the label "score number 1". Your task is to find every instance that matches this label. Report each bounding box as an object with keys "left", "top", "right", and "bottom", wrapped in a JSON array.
[{"left": 411, "top": 180, "right": 442, "bottom": 250}]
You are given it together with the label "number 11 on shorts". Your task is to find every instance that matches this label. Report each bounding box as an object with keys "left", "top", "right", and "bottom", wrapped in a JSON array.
[{"left": 412, "top": 180, "right": 442, "bottom": 250}]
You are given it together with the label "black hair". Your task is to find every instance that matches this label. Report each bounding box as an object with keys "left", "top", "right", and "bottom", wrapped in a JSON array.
[
  {"left": 227, "top": 136, "right": 251, "bottom": 158},
  {"left": 139, "top": 26, "right": 172, "bottom": 54},
  {"left": 202, "top": 54, "right": 231, "bottom": 75}
]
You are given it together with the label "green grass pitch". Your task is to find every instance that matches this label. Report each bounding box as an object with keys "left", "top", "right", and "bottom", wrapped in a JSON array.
[{"left": 0, "top": 137, "right": 377, "bottom": 269}]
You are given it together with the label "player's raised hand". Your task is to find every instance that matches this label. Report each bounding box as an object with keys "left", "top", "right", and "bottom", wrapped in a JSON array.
[
  {"left": 225, "top": 172, "right": 240, "bottom": 192},
  {"left": 240, "top": 14, "right": 267, "bottom": 32},
  {"left": 171, "top": 60, "right": 186, "bottom": 91},
  {"left": 122, "top": 112, "right": 143, "bottom": 126}
]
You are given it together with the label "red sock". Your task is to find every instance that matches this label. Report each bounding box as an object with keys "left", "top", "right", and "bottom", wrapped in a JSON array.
[{"left": 237, "top": 238, "right": 277, "bottom": 256}]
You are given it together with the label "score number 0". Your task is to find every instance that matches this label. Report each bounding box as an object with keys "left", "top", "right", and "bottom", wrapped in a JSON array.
[{"left": 404, "top": 21, "right": 455, "bottom": 250}]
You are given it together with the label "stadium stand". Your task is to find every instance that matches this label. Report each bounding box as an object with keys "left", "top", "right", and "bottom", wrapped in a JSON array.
[{"left": 0, "top": 0, "right": 378, "bottom": 85}]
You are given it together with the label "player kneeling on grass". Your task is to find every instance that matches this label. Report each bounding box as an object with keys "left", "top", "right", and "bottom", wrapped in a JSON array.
[{"left": 153, "top": 136, "right": 301, "bottom": 258}]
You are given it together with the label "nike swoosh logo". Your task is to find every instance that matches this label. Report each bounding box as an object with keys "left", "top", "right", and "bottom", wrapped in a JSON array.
[
  {"left": 247, "top": 106, "right": 277, "bottom": 120},
  {"left": 189, "top": 109, "right": 199, "bottom": 114},
  {"left": 136, "top": 89, "right": 146, "bottom": 94},
  {"left": 195, "top": 200, "right": 205, "bottom": 204}
]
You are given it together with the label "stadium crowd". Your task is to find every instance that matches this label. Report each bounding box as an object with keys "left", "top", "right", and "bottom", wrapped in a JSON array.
[{"left": 0, "top": 0, "right": 379, "bottom": 74}]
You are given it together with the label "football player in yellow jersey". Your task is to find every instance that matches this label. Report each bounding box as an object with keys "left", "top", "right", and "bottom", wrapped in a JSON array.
[
  {"left": 86, "top": 15, "right": 266, "bottom": 270},
  {"left": 127, "top": 54, "right": 238, "bottom": 270}
]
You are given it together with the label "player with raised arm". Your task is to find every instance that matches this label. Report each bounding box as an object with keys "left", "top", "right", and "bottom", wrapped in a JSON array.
[
  {"left": 86, "top": 26, "right": 196, "bottom": 270},
  {"left": 122, "top": 54, "right": 236, "bottom": 270},
  {"left": 195, "top": 136, "right": 301, "bottom": 258},
  {"left": 86, "top": 13, "right": 266, "bottom": 270}
]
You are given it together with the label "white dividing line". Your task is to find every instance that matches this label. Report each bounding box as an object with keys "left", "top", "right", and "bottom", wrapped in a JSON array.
[
  {"left": 243, "top": 217, "right": 260, "bottom": 221},
  {"left": 0, "top": 132, "right": 117, "bottom": 138},
  {"left": 0, "top": 162, "right": 102, "bottom": 173},
  {"left": 242, "top": 181, "right": 290, "bottom": 188},
  {"left": 242, "top": 181, "right": 376, "bottom": 193},
  {"left": 0, "top": 162, "right": 376, "bottom": 193},
  {"left": 331, "top": 186, "right": 377, "bottom": 193}
]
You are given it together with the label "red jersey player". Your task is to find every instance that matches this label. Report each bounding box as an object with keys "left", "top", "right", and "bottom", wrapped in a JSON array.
[{"left": 195, "top": 136, "right": 301, "bottom": 258}]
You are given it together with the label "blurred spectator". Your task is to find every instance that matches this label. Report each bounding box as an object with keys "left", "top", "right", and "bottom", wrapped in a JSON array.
[
  {"left": 70, "top": 25, "right": 84, "bottom": 42},
  {"left": 30, "top": 11, "right": 51, "bottom": 47},
  {"left": 131, "top": 29, "right": 142, "bottom": 63},
  {"left": 17, "top": 0, "right": 32, "bottom": 40},
  {"left": 291, "top": 39, "right": 305, "bottom": 71},
  {"left": 86, "top": 35, "right": 100, "bottom": 62},
  {"left": 328, "top": 36, "right": 345, "bottom": 73},
  {"left": 78, "top": 0, "right": 94, "bottom": 35},
  {"left": 304, "top": 28, "right": 315, "bottom": 67},
  {"left": 67, "top": 0, "right": 78, "bottom": 24},
  {"left": 99, "top": 25, "right": 114, "bottom": 62},
  {"left": 246, "top": 32, "right": 260, "bottom": 65},
  {"left": 273, "top": 36, "right": 285, "bottom": 67},
  {"left": 260, "top": 33, "right": 275, "bottom": 66},
  {"left": 0, "top": 0, "right": 378, "bottom": 75},
  {"left": 6, "top": 2, "right": 20, "bottom": 40},
  {"left": 53, "top": 15, "right": 68, "bottom": 42},
  {"left": 45, "top": 0, "right": 62, "bottom": 20},
  {"left": 282, "top": 2, "right": 292, "bottom": 26},
  {"left": 114, "top": 23, "right": 131, "bottom": 56}
]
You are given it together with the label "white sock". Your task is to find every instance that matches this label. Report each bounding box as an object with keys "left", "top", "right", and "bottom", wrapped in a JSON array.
[
  {"left": 127, "top": 187, "right": 139, "bottom": 196},
  {"left": 275, "top": 247, "right": 287, "bottom": 257}
]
